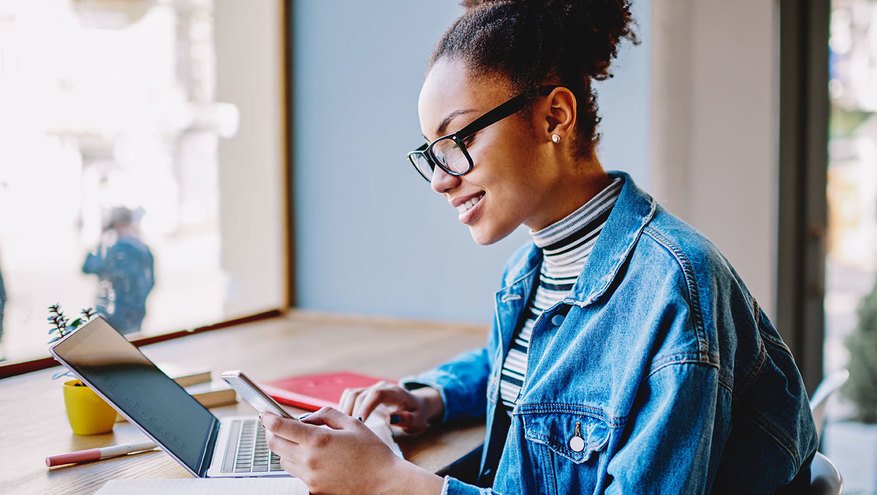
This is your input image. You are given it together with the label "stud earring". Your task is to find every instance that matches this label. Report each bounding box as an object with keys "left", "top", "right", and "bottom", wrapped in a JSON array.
[{"left": 551, "top": 133, "right": 561, "bottom": 143}]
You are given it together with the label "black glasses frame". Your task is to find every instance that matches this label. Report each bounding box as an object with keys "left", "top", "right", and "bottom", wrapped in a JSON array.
[{"left": 407, "top": 85, "right": 560, "bottom": 182}]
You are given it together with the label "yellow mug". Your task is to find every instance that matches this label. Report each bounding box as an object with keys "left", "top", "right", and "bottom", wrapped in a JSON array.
[{"left": 62, "top": 380, "right": 117, "bottom": 435}]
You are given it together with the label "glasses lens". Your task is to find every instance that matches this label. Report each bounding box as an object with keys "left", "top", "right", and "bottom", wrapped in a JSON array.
[
  {"left": 409, "top": 152, "right": 434, "bottom": 181},
  {"left": 432, "top": 137, "right": 471, "bottom": 175}
]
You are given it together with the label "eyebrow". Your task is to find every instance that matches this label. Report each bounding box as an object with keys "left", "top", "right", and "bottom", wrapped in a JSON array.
[{"left": 436, "top": 109, "right": 478, "bottom": 137}]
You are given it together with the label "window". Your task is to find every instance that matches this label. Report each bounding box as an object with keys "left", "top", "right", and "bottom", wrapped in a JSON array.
[
  {"left": 825, "top": 0, "right": 877, "bottom": 401},
  {"left": 0, "top": 0, "right": 288, "bottom": 368}
]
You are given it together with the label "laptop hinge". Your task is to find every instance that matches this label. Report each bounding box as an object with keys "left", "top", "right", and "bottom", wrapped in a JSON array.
[{"left": 198, "top": 418, "right": 221, "bottom": 477}]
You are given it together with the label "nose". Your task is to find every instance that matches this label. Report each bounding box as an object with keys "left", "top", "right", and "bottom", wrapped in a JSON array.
[{"left": 430, "top": 166, "right": 460, "bottom": 195}]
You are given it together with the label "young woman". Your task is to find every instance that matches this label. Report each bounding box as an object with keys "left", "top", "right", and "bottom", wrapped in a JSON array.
[{"left": 261, "top": 1, "right": 818, "bottom": 493}]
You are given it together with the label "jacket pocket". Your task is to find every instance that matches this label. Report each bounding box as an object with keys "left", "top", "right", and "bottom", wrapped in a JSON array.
[{"left": 521, "top": 410, "right": 611, "bottom": 464}]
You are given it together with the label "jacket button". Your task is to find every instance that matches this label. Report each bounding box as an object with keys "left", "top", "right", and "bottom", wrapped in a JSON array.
[
  {"left": 551, "top": 314, "right": 565, "bottom": 326},
  {"left": 569, "top": 435, "right": 585, "bottom": 452}
]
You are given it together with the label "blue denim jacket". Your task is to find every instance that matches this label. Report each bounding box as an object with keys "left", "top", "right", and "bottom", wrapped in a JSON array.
[{"left": 405, "top": 172, "right": 817, "bottom": 494}]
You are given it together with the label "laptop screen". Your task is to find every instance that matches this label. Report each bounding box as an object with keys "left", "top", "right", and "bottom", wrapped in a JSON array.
[{"left": 51, "top": 317, "right": 218, "bottom": 475}]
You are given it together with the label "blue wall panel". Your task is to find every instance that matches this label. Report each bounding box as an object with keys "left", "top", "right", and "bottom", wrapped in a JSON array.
[{"left": 293, "top": 0, "right": 650, "bottom": 324}]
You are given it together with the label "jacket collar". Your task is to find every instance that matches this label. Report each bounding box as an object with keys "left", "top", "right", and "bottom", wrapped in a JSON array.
[{"left": 505, "top": 171, "right": 657, "bottom": 307}]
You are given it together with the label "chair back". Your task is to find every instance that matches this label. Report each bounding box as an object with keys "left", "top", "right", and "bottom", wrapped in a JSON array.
[
  {"left": 810, "top": 451, "right": 843, "bottom": 495},
  {"left": 810, "top": 370, "right": 849, "bottom": 441}
]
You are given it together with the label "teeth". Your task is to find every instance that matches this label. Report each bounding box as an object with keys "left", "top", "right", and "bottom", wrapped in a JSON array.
[{"left": 457, "top": 195, "right": 482, "bottom": 214}]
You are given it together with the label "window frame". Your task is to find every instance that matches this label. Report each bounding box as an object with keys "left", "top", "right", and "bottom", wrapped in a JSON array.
[{"left": 776, "top": 0, "right": 830, "bottom": 394}]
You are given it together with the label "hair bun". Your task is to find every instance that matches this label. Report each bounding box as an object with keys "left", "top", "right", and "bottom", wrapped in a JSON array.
[
  {"left": 547, "top": 0, "right": 638, "bottom": 80},
  {"left": 460, "top": 0, "right": 504, "bottom": 9},
  {"left": 458, "top": 0, "right": 636, "bottom": 80},
  {"left": 461, "top": 0, "right": 544, "bottom": 8}
]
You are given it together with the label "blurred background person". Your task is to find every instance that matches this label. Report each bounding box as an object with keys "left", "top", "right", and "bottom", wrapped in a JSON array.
[{"left": 82, "top": 206, "right": 155, "bottom": 335}]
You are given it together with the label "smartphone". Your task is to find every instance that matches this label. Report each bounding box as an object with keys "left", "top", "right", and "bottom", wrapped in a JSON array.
[{"left": 220, "top": 370, "right": 295, "bottom": 419}]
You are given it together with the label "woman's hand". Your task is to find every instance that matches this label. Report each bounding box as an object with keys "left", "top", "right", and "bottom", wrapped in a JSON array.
[
  {"left": 261, "top": 407, "right": 443, "bottom": 495},
  {"left": 338, "top": 382, "right": 444, "bottom": 434}
]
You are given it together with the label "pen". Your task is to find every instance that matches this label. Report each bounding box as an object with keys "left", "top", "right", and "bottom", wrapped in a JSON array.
[{"left": 45, "top": 441, "right": 158, "bottom": 467}]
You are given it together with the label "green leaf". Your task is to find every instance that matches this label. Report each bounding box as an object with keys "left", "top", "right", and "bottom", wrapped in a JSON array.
[
  {"left": 48, "top": 335, "right": 63, "bottom": 343},
  {"left": 69, "top": 318, "right": 83, "bottom": 329}
]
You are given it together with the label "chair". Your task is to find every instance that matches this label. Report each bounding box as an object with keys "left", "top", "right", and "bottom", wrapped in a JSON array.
[
  {"left": 807, "top": 372, "right": 847, "bottom": 495},
  {"left": 810, "top": 369, "right": 850, "bottom": 442},
  {"left": 810, "top": 451, "right": 843, "bottom": 495}
]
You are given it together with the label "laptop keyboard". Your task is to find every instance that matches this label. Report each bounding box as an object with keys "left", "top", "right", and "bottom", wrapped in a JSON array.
[{"left": 221, "top": 418, "right": 284, "bottom": 474}]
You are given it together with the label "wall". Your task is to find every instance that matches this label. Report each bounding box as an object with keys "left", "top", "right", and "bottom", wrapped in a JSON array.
[
  {"left": 292, "top": 0, "right": 651, "bottom": 324},
  {"left": 650, "top": 0, "right": 779, "bottom": 318}
]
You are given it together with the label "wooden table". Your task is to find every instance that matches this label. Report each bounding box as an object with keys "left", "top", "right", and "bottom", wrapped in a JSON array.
[{"left": 0, "top": 311, "right": 488, "bottom": 494}]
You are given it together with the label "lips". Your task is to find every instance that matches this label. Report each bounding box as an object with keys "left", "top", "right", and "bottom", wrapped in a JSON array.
[
  {"left": 452, "top": 192, "right": 485, "bottom": 225},
  {"left": 456, "top": 193, "right": 484, "bottom": 215}
]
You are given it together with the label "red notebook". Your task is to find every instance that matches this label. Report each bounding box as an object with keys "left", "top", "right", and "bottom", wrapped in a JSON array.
[{"left": 260, "top": 371, "right": 392, "bottom": 411}]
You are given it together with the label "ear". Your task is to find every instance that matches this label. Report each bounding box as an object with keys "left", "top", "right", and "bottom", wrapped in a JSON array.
[{"left": 535, "top": 87, "right": 576, "bottom": 143}]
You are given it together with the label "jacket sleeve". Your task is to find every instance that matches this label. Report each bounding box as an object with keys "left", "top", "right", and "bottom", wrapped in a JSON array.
[
  {"left": 605, "top": 361, "right": 720, "bottom": 494},
  {"left": 442, "top": 476, "right": 500, "bottom": 495},
  {"left": 400, "top": 245, "right": 529, "bottom": 424},
  {"left": 401, "top": 346, "right": 491, "bottom": 423},
  {"left": 82, "top": 245, "right": 108, "bottom": 275}
]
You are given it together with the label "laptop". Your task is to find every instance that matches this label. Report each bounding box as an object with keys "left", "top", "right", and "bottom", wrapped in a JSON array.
[{"left": 50, "top": 317, "right": 289, "bottom": 478}]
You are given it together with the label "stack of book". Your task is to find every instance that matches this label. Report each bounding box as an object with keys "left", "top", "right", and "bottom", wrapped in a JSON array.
[{"left": 159, "top": 363, "right": 238, "bottom": 408}]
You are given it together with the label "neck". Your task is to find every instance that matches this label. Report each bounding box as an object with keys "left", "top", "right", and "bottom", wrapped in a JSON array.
[
  {"left": 114, "top": 226, "right": 136, "bottom": 237},
  {"left": 526, "top": 156, "right": 611, "bottom": 231}
]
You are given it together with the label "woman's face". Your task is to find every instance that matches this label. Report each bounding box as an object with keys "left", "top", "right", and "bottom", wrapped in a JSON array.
[{"left": 418, "top": 58, "right": 564, "bottom": 245}]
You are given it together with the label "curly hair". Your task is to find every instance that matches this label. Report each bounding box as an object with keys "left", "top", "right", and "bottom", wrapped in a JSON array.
[{"left": 432, "top": 0, "right": 638, "bottom": 158}]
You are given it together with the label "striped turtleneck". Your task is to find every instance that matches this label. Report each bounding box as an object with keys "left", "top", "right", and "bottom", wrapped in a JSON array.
[{"left": 498, "top": 177, "right": 623, "bottom": 411}]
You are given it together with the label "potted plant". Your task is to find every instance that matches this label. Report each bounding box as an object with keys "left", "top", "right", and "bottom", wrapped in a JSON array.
[
  {"left": 824, "top": 282, "right": 877, "bottom": 490},
  {"left": 48, "top": 304, "right": 117, "bottom": 435}
]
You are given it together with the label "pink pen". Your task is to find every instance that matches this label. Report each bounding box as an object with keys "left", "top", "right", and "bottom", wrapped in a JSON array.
[{"left": 45, "top": 441, "right": 158, "bottom": 467}]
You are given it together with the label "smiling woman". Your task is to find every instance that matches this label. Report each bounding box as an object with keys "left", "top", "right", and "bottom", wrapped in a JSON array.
[
  {"left": 261, "top": 1, "right": 819, "bottom": 494},
  {"left": 0, "top": 0, "right": 287, "bottom": 368}
]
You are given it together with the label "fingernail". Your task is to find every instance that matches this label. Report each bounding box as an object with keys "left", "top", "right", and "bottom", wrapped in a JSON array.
[
  {"left": 357, "top": 416, "right": 363, "bottom": 422},
  {"left": 389, "top": 414, "right": 400, "bottom": 425}
]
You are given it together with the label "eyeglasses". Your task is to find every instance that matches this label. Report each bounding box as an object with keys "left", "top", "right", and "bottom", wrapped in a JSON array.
[{"left": 407, "top": 85, "right": 559, "bottom": 182}]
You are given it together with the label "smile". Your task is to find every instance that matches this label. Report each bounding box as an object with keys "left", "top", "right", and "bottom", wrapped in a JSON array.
[{"left": 456, "top": 193, "right": 485, "bottom": 215}]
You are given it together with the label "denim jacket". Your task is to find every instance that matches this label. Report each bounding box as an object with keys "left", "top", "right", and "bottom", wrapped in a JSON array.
[{"left": 405, "top": 172, "right": 818, "bottom": 494}]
